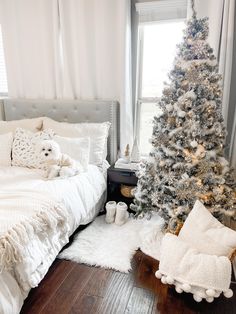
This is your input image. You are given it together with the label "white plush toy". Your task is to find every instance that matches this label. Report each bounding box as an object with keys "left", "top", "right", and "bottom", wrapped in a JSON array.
[{"left": 37, "top": 139, "right": 83, "bottom": 179}]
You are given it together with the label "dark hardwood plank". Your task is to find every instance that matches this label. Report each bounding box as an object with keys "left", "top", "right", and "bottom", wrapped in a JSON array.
[
  {"left": 81, "top": 267, "right": 112, "bottom": 297},
  {"left": 125, "top": 287, "right": 154, "bottom": 314},
  {"left": 21, "top": 259, "right": 75, "bottom": 314},
  {"left": 69, "top": 294, "right": 103, "bottom": 314},
  {"left": 40, "top": 264, "right": 95, "bottom": 314},
  {"left": 96, "top": 272, "right": 134, "bottom": 314}
]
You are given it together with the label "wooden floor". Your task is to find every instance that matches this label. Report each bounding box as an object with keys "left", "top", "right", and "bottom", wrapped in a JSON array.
[{"left": 21, "top": 251, "right": 236, "bottom": 314}]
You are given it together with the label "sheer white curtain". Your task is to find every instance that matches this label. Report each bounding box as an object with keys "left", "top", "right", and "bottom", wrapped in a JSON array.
[
  {"left": 0, "top": 0, "right": 133, "bottom": 151},
  {"left": 188, "top": 0, "right": 235, "bottom": 128},
  {"left": 58, "top": 0, "right": 133, "bottom": 151},
  {"left": 0, "top": 0, "right": 61, "bottom": 98}
]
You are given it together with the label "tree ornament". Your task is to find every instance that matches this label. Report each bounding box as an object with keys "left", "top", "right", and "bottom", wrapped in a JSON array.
[{"left": 130, "top": 1, "right": 236, "bottom": 230}]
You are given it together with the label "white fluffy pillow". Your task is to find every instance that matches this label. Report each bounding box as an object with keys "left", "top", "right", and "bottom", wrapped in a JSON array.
[
  {"left": 54, "top": 135, "right": 90, "bottom": 171},
  {"left": 0, "top": 132, "right": 13, "bottom": 166},
  {"left": 179, "top": 200, "right": 236, "bottom": 257},
  {"left": 43, "top": 117, "right": 110, "bottom": 166},
  {"left": 12, "top": 128, "right": 54, "bottom": 168},
  {"left": 0, "top": 118, "right": 43, "bottom": 134}
]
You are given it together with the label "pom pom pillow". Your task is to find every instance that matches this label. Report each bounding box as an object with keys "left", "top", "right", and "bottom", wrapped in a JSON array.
[
  {"left": 0, "top": 118, "right": 43, "bottom": 134},
  {"left": 179, "top": 200, "right": 236, "bottom": 258},
  {"left": 0, "top": 132, "right": 13, "bottom": 166},
  {"left": 43, "top": 117, "right": 110, "bottom": 167},
  {"left": 157, "top": 233, "right": 232, "bottom": 302},
  {"left": 12, "top": 128, "right": 54, "bottom": 168},
  {"left": 54, "top": 135, "right": 90, "bottom": 171}
]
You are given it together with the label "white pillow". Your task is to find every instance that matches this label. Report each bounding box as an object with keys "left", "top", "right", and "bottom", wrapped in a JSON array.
[
  {"left": 0, "top": 118, "right": 43, "bottom": 134},
  {"left": 43, "top": 117, "right": 111, "bottom": 166},
  {"left": 179, "top": 200, "right": 236, "bottom": 257},
  {"left": 12, "top": 128, "right": 54, "bottom": 168},
  {"left": 0, "top": 132, "right": 13, "bottom": 166},
  {"left": 54, "top": 135, "right": 90, "bottom": 171}
]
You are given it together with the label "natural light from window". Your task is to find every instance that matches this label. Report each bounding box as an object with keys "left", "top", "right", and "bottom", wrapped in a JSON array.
[
  {"left": 142, "top": 20, "right": 185, "bottom": 98},
  {"left": 139, "top": 20, "right": 185, "bottom": 155},
  {"left": 0, "top": 25, "right": 8, "bottom": 95}
]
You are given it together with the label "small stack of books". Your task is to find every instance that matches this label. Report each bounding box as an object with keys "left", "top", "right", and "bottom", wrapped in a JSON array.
[{"left": 114, "top": 158, "right": 139, "bottom": 171}]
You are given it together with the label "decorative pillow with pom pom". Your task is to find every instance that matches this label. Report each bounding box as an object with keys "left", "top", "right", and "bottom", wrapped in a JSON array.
[
  {"left": 12, "top": 128, "right": 54, "bottom": 169},
  {"left": 156, "top": 233, "right": 233, "bottom": 303},
  {"left": 178, "top": 200, "right": 236, "bottom": 258}
]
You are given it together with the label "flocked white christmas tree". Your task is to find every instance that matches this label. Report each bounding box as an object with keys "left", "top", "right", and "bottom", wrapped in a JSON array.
[{"left": 131, "top": 1, "right": 236, "bottom": 231}]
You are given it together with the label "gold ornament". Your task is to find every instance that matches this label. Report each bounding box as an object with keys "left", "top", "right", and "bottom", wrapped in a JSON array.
[
  {"left": 195, "top": 144, "right": 206, "bottom": 159},
  {"left": 181, "top": 80, "right": 189, "bottom": 91},
  {"left": 167, "top": 117, "right": 176, "bottom": 126}
]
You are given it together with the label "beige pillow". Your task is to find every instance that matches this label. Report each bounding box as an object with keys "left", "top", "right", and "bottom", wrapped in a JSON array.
[
  {"left": 179, "top": 200, "right": 236, "bottom": 257},
  {"left": 43, "top": 117, "right": 110, "bottom": 166},
  {"left": 0, "top": 118, "right": 43, "bottom": 134},
  {"left": 0, "top": 132, "right": 13, "bottom": 166}
]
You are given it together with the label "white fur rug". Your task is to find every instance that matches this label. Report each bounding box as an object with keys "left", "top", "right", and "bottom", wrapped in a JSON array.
[{"left": 58, "top": 214, "right": 164, "bottom": 273}]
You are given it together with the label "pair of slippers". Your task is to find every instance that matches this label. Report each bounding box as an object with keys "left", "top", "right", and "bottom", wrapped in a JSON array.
[{"left": 105, "top": 201, "right": 129, "bottom": 226}]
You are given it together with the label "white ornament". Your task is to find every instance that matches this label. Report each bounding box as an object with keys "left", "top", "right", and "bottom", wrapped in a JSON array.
[
  {"left": 166, "top": 104, "right": 173, "bottom": 112},
  {"left": 206, "top": 297, "right": 214, "bottom": 303},
  {"left": 181, "top": 173, "right": 189, "bottom": 180},
  {"left": 161, "top": 276, "right": 167, "bottom": 284},
  {"left": 190, "top": 140, "right": 198, "bottom": 148},
  {"left": 177, "top": 110, "right": 186, "bottom": 118}
]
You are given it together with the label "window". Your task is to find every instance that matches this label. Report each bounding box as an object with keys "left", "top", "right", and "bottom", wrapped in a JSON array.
[
  {"left": 0, "top": 25, "right": 8, "bottom": 95},
  {"left": 135, "top": 0, "right": 187, "bottom": 156}
]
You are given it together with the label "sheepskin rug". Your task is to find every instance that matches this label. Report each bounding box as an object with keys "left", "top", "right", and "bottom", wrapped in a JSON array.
[{"left": 58, "top": 214, "right": 164, "bottom": 273}]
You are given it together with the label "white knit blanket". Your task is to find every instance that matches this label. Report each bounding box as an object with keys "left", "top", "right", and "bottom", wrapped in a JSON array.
[
  {"left": 0, "top": 190, "right": 69, "bottom": 273},
  {"left": 159, "top": 233, "right": 232, "bottom": 292}
]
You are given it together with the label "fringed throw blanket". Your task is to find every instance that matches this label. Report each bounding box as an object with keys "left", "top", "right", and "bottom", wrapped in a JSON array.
[{"left": 0, "top": 190, "right": 69, "bottom": 273}]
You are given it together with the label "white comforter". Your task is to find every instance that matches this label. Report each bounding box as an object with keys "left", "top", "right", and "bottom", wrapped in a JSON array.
[{"left": 0, "top": 165, "right": 106, "bottom": 314}]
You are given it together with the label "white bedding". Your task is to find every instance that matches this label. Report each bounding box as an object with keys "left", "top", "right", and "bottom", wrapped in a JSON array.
[{"left": 0, "top": 165, "right": 106, "bottom": 314}]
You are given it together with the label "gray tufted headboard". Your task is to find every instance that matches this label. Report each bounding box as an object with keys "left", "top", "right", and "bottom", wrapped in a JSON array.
[{"left": 3, "top": 99, "right": 120, "bottom": 165}]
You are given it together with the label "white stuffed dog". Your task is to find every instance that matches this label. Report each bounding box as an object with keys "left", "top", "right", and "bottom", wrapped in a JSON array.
[{"left": 37, "top": 139, "right": 83, "bottom": 179}]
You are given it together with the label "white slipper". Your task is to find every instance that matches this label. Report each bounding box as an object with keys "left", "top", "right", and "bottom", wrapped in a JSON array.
[
  {"left": 105, "top": 201, "right": 117, "bottom": 224},
  {"left": 115, "top": 202, "right": 129, "bottom": 226}
]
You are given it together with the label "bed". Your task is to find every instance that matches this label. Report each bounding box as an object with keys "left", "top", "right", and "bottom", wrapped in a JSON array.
[{"left": 0, "top": 99, "right": 119, "bottom": 314}]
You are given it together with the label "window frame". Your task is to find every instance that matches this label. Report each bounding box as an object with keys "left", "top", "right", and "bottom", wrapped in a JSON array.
[{"left": 135, "top": 18, "right": 186, "bottom": 155}]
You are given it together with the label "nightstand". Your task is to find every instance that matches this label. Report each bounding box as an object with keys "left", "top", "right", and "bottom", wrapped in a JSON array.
[{"left": 107, "top": 165, "right": 138, "bottom": 208}]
